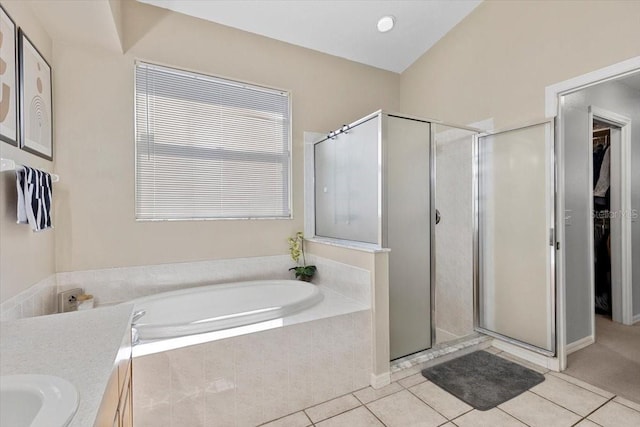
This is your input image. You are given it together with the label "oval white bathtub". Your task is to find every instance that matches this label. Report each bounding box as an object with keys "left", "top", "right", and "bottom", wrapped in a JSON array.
[{"left": 129, "top": 280, "right": 323, "bottom": 341}]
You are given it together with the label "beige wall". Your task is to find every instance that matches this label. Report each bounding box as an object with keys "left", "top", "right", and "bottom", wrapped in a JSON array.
[
  {"left": 400, "top": 0, "right": 640, "bottom": 127},
  {"left": 5, "top": 0, "right": 640, "bottom": 302},
  {"left": 53, "top": 1, "right": 399, "bottom": 272},
  {"left": 400, "top": 0, "right": 640, "bottom": 349},
  {"left": 0, "top": 1, "right": 54, "bottom": 302}
]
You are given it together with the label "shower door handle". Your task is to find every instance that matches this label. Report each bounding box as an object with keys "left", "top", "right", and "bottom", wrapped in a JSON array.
[{"left": 435, "top": 209, "right": 441, "bottom": 225}]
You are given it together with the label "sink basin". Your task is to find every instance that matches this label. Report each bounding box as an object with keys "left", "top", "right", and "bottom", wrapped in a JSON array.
[{"left": 0, "top": 375, "right": 79, "bottom": 427}]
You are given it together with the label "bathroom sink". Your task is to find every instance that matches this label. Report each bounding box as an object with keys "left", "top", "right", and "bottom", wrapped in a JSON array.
[{"left": 0, "top": 375, "right": 79, "bottom": 427}]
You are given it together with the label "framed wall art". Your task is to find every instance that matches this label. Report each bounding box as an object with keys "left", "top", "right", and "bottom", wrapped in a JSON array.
[
  {"left": 19, "top": 28, "right": 52, "bottom": 160},
  {"left": 0, "top": 4, "right": 18, "bottom": 146}
]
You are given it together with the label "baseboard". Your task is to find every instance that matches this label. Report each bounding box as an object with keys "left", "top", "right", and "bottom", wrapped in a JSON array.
[
  {"left": 492, "top": 339, "right": 559, "bottom": 371},
  {"left": 633, "top": 314, "right": 640, "bottom": 325},
  {"left": 566, "top": 335, "right": 595, "bottom": 355},
  {"left": 370, "top": 372, "right": 391, "bottom": 389}
]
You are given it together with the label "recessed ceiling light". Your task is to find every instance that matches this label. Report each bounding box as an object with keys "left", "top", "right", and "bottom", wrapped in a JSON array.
[{"left": 377, "top": 15, "right": 395, "bottom": 33}]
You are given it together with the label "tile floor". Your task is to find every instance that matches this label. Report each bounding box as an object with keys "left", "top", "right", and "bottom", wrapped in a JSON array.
[{"left": 259, "top": 349, "right": 640, "bottom": 427}]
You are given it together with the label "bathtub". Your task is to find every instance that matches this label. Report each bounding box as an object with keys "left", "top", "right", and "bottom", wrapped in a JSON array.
[{"left": 129, "top": 280, "right": 323, "bottom": 341}]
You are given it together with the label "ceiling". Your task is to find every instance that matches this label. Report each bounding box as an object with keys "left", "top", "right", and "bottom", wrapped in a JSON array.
[
  {"left": 28, "top": 0, "right": 122, "bottom": 53},
  {"left": 137, "top": 0, "right": 482, "bottom": 73}
]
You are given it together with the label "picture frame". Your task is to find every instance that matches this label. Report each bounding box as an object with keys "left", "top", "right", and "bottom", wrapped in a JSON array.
[
  {"left": 0, "top": 4, "right": 18, "bottom": 146},
  {"left": 18, "top": 28, "right": 52, "bottom": 160}
]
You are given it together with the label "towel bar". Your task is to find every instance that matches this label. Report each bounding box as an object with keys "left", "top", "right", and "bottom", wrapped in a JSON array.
[{"left": 0, "top": 158, "right": 60, "bottom": 182}]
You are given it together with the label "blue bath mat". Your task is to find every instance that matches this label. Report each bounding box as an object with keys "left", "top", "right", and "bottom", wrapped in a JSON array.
[{"left": 421, "top": 350, "right": 545, "bottom": 411}]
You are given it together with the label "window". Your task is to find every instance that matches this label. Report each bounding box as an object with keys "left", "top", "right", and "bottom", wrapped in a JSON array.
[{"left": 134, "top": 62, "right": 291, "bottom": 220}]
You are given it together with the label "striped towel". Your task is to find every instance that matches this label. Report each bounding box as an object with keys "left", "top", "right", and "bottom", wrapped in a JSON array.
[{"left": 16, "top": 166, "right": 53, "bottom": 232}]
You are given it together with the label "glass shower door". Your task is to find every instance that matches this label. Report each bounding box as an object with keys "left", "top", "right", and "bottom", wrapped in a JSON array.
[
  {"left": 476, "top": 121, "right": 556, "bottom": 355},
  {"left": 432, "top": 124, "right": 477, "bottom": 345}
]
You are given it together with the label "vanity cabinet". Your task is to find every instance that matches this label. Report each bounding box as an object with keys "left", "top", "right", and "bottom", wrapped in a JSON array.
[
  {"left": 96, "top": 326, "right": 133, "bottom": 427},
  {"left": 111, "top": 360, "right": 133, "bottom": 427}
]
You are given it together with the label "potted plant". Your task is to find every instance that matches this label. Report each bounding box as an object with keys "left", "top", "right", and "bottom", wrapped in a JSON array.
[{"left": 288, "top": 231, "right": 317, "bottom": 282}]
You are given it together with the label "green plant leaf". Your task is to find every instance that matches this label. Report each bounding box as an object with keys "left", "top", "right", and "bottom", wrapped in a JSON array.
[{"left": 302, "top": 265, "right": 317, "bottom": 275}]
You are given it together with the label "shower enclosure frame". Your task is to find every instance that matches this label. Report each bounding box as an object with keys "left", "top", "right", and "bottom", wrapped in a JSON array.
[
  {"left": 312, "top": 110, "right": 386, "bottom": 247},
  {"left": 308, "top": 111, "right": 484, "bottom": 360}
]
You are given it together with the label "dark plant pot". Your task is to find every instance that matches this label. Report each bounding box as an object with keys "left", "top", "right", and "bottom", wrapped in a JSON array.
[{"left": 289, "top": 265, "right": 317, "bottom": 283}]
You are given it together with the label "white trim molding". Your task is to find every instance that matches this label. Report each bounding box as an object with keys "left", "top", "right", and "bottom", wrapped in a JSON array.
[
  {"left": 304, "top": 131, "right": 325, "bottom": 238},
  {"left": 545, "top": 56, "right": 640, "bottom": 118},
  {"left": 370, "top": 372, "right": 391, "bottom": 389},
  {"left": 545, "top": 56, "right": 640, "bottom": 372},
  {"left": 566, "top": 335, "right": 595, "bottom": 355},
  {"left": 590, "top": 106, "right": 633, "bottom": 326}
]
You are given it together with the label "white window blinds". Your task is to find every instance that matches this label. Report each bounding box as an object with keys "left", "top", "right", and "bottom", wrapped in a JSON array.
[{"left": 135, "top": 62, "right": 291, "bottom": 220}]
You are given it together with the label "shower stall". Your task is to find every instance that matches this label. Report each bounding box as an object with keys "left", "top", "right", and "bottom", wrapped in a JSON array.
[
  {"left": 312, "top": 111, "right": 478, "bottom": 360},
  {"left": 310, "top": 111, "right": 557, "bottom": 361}
]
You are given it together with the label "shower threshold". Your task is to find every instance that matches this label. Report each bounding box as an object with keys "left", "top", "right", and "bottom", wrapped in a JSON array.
[{"left": 391, "top": 333, "right": 492, "bottom": 374}]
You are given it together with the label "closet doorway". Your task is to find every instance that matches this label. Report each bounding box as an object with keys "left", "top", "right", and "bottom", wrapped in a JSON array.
[
  {"left": 589, "top": 108, "right": 633, "bottom": 328},
  {"left": 557, "top": 70, "right": 639, "bottom": 402},
  {"left": 592, "top": 120, "right": 616, "bottom": 320}
]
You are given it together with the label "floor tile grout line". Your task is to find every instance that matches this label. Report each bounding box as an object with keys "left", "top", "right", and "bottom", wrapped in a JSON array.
[
  {"left": 301, "top": 390, "right": 363, "bottom": 423},
  {"left": 258, "top": 409, "right": 313, "bottom": 426},
  {"left": 496, "top": 406, "right": 534, "bottom": 427},
  {"left": 547, "top": 371, "right": 617, "bottom": 400},
  {"left": 304, "top": 401, "right": 363, "bottom": 426},
  {"left": 403, "top": 382, "right": 469, "bottom": 422},
  {"left": 362, "top": 404, "right": 389, "bottom": 427},
  {"left": 398, "top": 375, "right": 428, "bottom": 389},
  {"left": 353, "top": 383, "right": 405, "bottom": 405},
  {"left": 302, "top": 409, "right": 313, "bottom": 426},
  {"left": 569, "top": 416, "right": 600, "bottom": 427},
  {"left": 527, "top": 387, "right": 605, "bottom": 419},
  {"left": 580, "top": 395, "right": 617, "bottom": 422},
  {"left": 446, "top": 411, "right": 467, "bottom": 424},
  {"left": 261, "top": 363, "right": 632, "bottom": 427},
  {"left": 305, "top": 403, "right": 389, "bottom": 427}
]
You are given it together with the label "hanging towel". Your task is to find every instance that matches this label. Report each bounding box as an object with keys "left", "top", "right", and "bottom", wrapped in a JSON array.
[
  {"left": 16, "top": 166, "right": 53, "bottom": 232},
  {"left": 593, "top": 146, "right": 610, "bottom": 197}
]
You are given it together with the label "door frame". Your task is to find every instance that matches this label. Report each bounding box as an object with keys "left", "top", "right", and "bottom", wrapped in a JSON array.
[
  {"left": 473, "top": 119, "right": 557, "bottom": 357},
  {"left": 588, "top": 107, "right": 633, "bottom": 329},
  {"left": 545, "top": 56, "right": 640, "bottom": 370}
]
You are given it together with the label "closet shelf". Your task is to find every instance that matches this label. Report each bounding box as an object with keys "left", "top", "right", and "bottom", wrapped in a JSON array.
[{"left": 0, "top": 158, "right": 60, "bottom": 182}]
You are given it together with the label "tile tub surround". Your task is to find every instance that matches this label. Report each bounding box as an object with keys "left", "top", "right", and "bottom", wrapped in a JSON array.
[
  {"left": 0, "top": 274, "right": 57, "bottom": 321},
  {"left": 0, "top": 304, "right": 134, "bottom": 427},
  {"left": 0, "top": 255, "right": 372, "bottom": 320},
  {"left": 56, "top": 254, "right": 371, "bottom": 307},
  {"left": 306, "top": 254, "right": 371, "bottom": 305},
  {"left": 132, "top": 285, "right": 370, "bottom": 357},
  {"left": 134, "top": 310, "right": 373, "bottom": 427},
  {"left": 56, "top": 255, "right": 293, "bottom": 306}
]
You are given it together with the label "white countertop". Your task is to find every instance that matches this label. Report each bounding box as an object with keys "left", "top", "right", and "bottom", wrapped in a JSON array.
[{"left": 0, "top": 304, "right": 134, "bottom": 427}]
